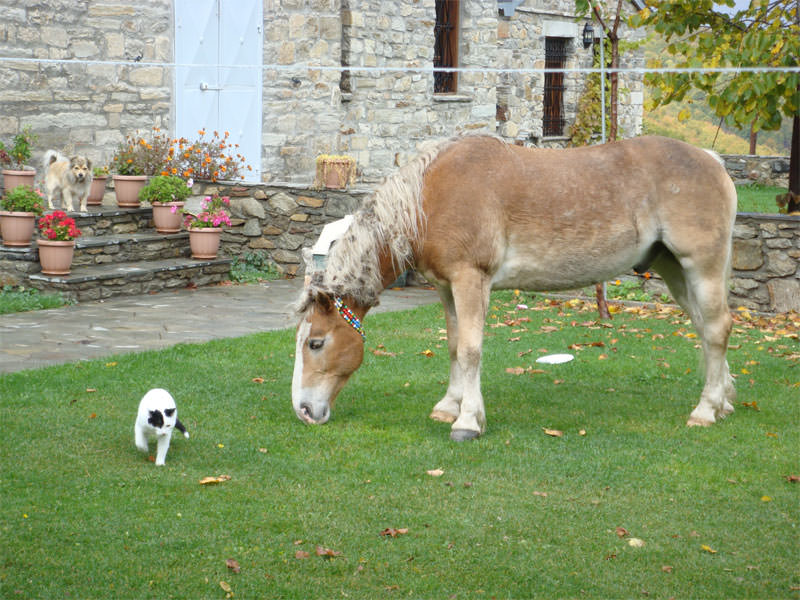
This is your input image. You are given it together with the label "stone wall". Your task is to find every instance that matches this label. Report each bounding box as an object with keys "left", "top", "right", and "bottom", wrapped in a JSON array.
[
  {"left": 1, "top": 0, "right": 644, "bottom": 187},
  {"left": 720, "top": 154, "right": 792, "bottom": 188},
  {"left": 730, "top": 214, "right": 800, "bottom": 313},
  {"left": 196, "top": 180, "right": 800, "bottom": 313},
  {"left": 0, "top": 2, "right": 173, "bottom": 160}
]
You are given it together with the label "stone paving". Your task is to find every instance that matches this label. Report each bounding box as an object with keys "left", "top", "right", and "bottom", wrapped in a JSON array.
[{"left": 0, "top": 279, "right": 440, "bottom": 374}]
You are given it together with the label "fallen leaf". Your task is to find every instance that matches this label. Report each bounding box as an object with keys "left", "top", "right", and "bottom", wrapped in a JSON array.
[
  {"left": 315, "top": 545, "right": 342, "bottom": 558},
  {"left": 761, "top": 495, "right": 772, "bottom": 502},
  {"left": 199, "top": 475, "right": 232, "bottom": 485},
  {"left": 532, "top": 491, "right": 548, "bottom": 497},
  {"left": 662, "top": 565, "right": 674, "bottom": 574},
  {"left": 258, "top": 448, "right": 268, "bottom": 453},
  {"left": 741, "top": 401, "right": 760, "bottom": 411},
  {"left": 89, "top": 413, "right": 97, "bottom": 419},
  {"left": 701, "top": 544, "right": 717, "bottom": 554},
  {"left": 628, "top": 538, "right": 645, "bottom": 548},
  {"left": 786, "top": 475, "right": 800, "bottom": 483},
  {"left": 105, "top": 362, "right": 117, "bottom": 367},
  {"left": 219, "top": 581, "right": 232, "bottom": 593},
  {"left": 86, "top": 388, "right": 97, "bottom": 393},
  {"left": 579, "top": 429, "right": 587, "bottom": 436},
  {"left": 421, "top": 349, "right": 434, "bottom": 357},
  {"left": 505, "top": 367, "right": 526, "bottom": 375},
  {"left": 426, "top": 469, "right": 444, "bottom": 477},
  {"left": 543, "top": 428, "right": 563, "bottom": 438},
  {"left": 380, "top": 527, "right": 409, "bottom": 537},
  {"left": 553, "top": 379, "right": 565, "bottom": 385},
  {"left": 615, "top": 526, "right": 629, "bottom": 538},
  {"left": 295, "top": 550, "right": 310, "bottom": 559},
  {"left": 226, "top": 558, "right": 241, "bottom": 573},
  {"left": 252, "top": 377, "right": 265, "bottom": 383}
]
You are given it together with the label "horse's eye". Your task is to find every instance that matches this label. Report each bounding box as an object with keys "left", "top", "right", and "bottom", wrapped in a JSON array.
[{"left": 309, "top": 338, "right": 324, "bottom": 351}]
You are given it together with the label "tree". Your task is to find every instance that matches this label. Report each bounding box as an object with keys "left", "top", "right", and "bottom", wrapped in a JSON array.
[
  {"left": 632, "top": 0, "right": 800, "bottom": 209},
  {"left": 575, "top": 0, "right": 632, "bottom": 319}
]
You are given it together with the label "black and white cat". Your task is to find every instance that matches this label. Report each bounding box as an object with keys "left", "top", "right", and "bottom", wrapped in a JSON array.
[{"left": 134, "top": 388, "right": 189, "bottom": 466}]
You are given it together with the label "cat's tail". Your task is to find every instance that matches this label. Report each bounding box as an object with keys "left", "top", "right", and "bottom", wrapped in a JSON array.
[{"left": 175, "top": 419, "right": 190, "bottom": 439}]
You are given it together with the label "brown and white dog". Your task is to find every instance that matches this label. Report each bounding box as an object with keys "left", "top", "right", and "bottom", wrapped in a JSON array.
[{"left": 43, "top": 150, "right": 93, "bottom": 212}]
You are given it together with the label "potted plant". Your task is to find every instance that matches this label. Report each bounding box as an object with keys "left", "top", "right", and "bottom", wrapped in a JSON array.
[
  {"left": 37, "top": 210, "right": 82, "bottom": 275},
  {"left": 169, "top": 129, "right": 251, "bottom": 182},
  {"left": 182, "top": 193, "right": 231, "bottom": 259},
  {"left": 0, "top": 185, "right": 45, "bottom": 247},
  {"left": 87, "top": 165, "right": 109, "bottom": 206},
  {"left": 110, "top": 129, "right": 173, "bottom": 208},
  {"left": 1, "top": 126, "right": 38, "bottom": 192},
  {"left": 139, "top": 175, "right": 192, "bottom": 233},
  {"left": 314, "top": 154, "right": 356, "bottom": 190}
]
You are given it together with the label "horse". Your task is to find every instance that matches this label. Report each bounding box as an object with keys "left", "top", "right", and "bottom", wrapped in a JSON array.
[{"left": 292, "top": 135, "right": 737, "bottom": 441}]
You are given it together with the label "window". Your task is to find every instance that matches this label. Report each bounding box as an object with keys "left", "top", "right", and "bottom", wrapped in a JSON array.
[
  {"left": 543, "top": 37, "right": 569, "bottom": 136},
  {"left": 434, "top": 0, "right": 459, "bottom": 93}
]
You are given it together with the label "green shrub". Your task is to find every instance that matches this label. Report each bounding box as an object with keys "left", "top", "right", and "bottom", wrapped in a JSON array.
[
  {"left": 229, "top": 251, "right": 282, "bottom": 283},
  {"left": 138, "top": 175, "right": 192, "bottom": 204}
]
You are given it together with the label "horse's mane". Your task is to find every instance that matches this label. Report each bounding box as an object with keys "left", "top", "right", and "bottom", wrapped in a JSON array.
[{"left": 297, "top": 137, "right": 460, "bottom": 311}]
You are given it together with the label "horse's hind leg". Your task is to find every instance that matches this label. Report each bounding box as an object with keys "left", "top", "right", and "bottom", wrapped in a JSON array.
[
  {"left": 430, "top": 284, "right": 462, "bottom": 424},
  {"left": 653, "top": 252, "right": 735, "bottom": 426}
]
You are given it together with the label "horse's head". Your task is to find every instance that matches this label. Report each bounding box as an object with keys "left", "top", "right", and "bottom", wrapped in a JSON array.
[{"left": 292, "top": 292, "right": 366, "bottom": 424}]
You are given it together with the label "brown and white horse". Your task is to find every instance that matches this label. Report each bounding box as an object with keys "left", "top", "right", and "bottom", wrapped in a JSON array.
[{"left": 293, "top": 135, "right": 737, "bottom": 441}]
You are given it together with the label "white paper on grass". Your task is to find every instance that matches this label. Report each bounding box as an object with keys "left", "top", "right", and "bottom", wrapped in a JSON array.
[{"left": 535, "top": 353, "right": 574, "bottom": 365}]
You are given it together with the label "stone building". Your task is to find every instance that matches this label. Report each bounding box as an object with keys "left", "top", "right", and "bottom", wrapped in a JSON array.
[{"left": 0, "top": 0, "right": 644, "bottom": 185}]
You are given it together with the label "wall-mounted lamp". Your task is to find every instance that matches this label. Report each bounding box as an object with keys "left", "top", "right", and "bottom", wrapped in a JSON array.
[{"left": 582, "top": 22, "right": 594, "bottom": 49}]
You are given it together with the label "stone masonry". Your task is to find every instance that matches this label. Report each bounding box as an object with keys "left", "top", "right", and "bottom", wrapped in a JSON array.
[
  {"left": 1, "top": 1, "right": 644, "bottom": 186},
  {"left": 189, "top": 179, "right": 800, "bottom": 313}
]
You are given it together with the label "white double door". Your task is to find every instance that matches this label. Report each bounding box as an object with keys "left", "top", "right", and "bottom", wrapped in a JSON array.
[{"left": 175, "top": 0, "right": 263, "bottom": 181}]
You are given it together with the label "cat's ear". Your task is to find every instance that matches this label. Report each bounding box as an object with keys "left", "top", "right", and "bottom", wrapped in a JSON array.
[{"left": 164, "top": 408, "right": 175, "bottom": 417}]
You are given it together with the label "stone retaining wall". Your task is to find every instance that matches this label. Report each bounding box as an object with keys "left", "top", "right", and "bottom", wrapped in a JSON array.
[
  {"left": 720, "top": 154, "right": 791, "bottom": 187},
  {"left": 197, "top": 180, "right": 800, "bottom": 313},
  {"left": 730, "top": 213, "right": 800, "bottom": 313}
]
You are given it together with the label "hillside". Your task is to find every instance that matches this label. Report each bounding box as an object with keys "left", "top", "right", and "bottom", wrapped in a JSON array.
[{"left": 639, "top": 36, "right": 792, "bottom": 156}]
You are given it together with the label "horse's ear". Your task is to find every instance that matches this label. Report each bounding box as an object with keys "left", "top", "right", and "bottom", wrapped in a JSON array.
[{"left": 315, "top": 291, "right": 334, "bottom": 314}]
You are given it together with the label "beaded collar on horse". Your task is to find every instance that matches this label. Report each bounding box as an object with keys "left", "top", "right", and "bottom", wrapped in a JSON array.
[{"left": 334, "top": 296, "right": 366, "bottom": 340}]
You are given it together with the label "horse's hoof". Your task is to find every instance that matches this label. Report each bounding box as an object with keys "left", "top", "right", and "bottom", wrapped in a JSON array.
[
  {"left": 450, "top": 429, "right": 480, "bottom": 442},
  {"left": 430, "top": 410, "right": 457, "bottom": 424},
  {"left": 686, "top": 417, "right": 713, "bottom": 427}
]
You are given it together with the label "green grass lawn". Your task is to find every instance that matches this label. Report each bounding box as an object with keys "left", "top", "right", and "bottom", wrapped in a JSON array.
[
  {"left": 736, "top": 184, "right": 786, "bottom": 214},
  {"left": 1, "top": 292, "right": 798, "bottom": 599}
]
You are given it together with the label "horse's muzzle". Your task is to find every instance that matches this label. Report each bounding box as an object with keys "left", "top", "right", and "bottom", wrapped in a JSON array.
[{"left": 296, "top": 402, "right": 330, "bottom": 425}]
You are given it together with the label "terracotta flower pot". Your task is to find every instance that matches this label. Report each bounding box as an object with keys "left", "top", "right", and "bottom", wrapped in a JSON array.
[
  {"left": 151, "top": 201, "right": 185, "bottom": 234},
  {"left": 37, "top": 239, "right": 76, "bottom": 275},
  {"left": 0, "top": 211, "right": 37, "bottom": 247},
  {"left": 188, "top": 227, "right": 222, "bottom": 259},
  {"left": 87, "top": 176, "right": 108, "bottom": 205},
  {"left": 319, "top": 159, "right": 354, "bottom": 190},
  {"left": 113, "top": 175, "right": 146, "bottom": 208},
  {"left": 2, "top": 169, "right": 36, "bottom": 193}
]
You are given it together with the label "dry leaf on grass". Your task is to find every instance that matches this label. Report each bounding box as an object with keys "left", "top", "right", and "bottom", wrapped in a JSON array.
[
  {"left": 628, "top": 538, "right": 645, "bottom": 548},
  {"left": 543, "top": 428, "right": 563, "bottom": 438},
  {"left": 226, "top": 558, "right": 241, "bottom": 573},
  {"left": 199, "top": 475, "right": 231, "bottom": 485},
  {"left": 219, "top": 581, "right": 233, "bottom": 597},
  {"left": 315, "top": 545, "right": 342, "bottom": 558},
  {"left": 295, "top": 550, "right": 310, "bottom": 559},
  {"left": 426, "top": 468, "right": 444, "bottom": 477},
  {"left": 380, "top": 527, "right": 409, "bottom": 537},
  {"left": 615, "top": 527, "right": 629, "bottom": 538},
  {"left": 701, "top": 544, "right": 717, "bottom": 554}
]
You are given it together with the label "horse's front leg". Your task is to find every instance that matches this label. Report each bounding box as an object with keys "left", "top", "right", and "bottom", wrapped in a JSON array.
[
  {"left": 448, "top": 270, "right": 491, "bottom": 442},
  {"left": 430, "top": 285, "right": 462, "bottom": 424}
]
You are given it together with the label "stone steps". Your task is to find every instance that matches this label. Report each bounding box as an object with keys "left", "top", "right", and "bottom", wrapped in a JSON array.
[
  {"left": 0, "top": 205, "right": 234, "bottom": 302},
  {"left": 27, "top": 256, "right": 232, "bottom": 303}
]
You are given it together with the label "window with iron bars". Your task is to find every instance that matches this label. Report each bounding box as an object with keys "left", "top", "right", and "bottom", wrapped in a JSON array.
[
  {"left": 434, "top": 0, "right": 459, "bottom": 93},
  {"left": 543, "top": 37, "right": 569, "bottom": 136}
]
